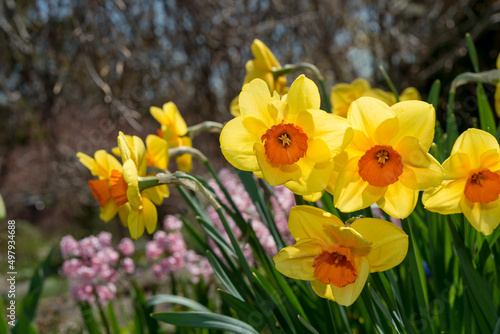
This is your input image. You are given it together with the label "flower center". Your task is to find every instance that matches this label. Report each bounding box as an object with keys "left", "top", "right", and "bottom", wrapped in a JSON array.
[
  {"left": 261, "top": 121, "right": 308, "bottom": 165},
  {"left": 358, "top": 145, "right": 403, "bottom": 187},
  {"left": 312, "top": 244, "right": 357, "bottom": 287},
  {"left": 464, "top": 168, "right": 500, "bottom": 204},
  {"left": 88, "top": 179, "right": 112, "bottom": 207},
  {"left": 110, "top": 170, "right": 129, "bottom": 205}
]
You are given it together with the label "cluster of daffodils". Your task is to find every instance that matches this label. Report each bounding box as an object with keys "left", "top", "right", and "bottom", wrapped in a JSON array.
[
  {"left": 145, "top": 215, "right": 213, "bottom": 284},
  {"left": 77, "top": 102, "right": 191, "bottom": 239},
  {"left": 220, "top": 39, "right": 500, "bottom": 305},
  {"left": 206, "top": 168, "right": 295, "bottom": 265},
  {"left": 60, "top": 232, "right": 135, "bottom": 303}
]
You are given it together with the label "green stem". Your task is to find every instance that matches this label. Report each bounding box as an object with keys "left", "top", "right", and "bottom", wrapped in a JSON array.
[
  {"left": 449, "top": 70, "right": 500, "bottom": 93},
  {"left": 92, "top": 286, "right": 111, "bottom": 334},
  {"left": 379, "top": 66, "right": 399, "bottom": 102},
  {"left": 294, "top": 194, "right": 305, "bottom": 206},
  {"left": 187, "top": 121, "right": 223, "bottom": 138},
  {"left": 273, "top": 62, "right": 332, "bottom": 113}
]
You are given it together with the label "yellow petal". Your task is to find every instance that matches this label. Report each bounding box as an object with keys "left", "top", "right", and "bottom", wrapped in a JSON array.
[
  {"left": 118, "top": 203, "right": 130, "bottom": 227},
  {"left": 146, "top": 135, "right": 169, "bottom": 170},
  {"left": 308, "top": 111, "right": 354, "bottom": 156},
  {"left": 284, "top": 159, "right": 334, "bottom": 195},
  {"left": 286, "top": 75, "right": 321, "bottom": 121},
  {"left": 150, "top": 105, "right": 169, "bottom": 126},
  {"left": 230, "top": 96, "right": 241, "bottom": 117},
  {"left": 321, "top": 224, "right": 371, "bottom": 250},
  {"left": 330, "top": 256, "right": 370, "bottom": 306},
  {"left": 167, "top": 102, "right": 188, "bottom": 136},
  {"left": 288, "top": 205, "right": 342, "bottom": 244},
  {"left": 333, "top": 157, "right": 386, "bottom": 213},
  {"left": 123, "top": 159, "right": 142, "bottom": 210},
  {"left": 399, "top": 87, "right": 421, "bottom": 101},
  {"left": 422, "top": 179, "right": 466, "bottom": 215},
  {"left": 330, "top": 78, "right": 370, "bottom": 117},
  {"left": 306, "top": 138, "right": 331, "bottom": 163},
  {"left": 99, "top": 200, "right": 119, "bottom": 222},
  {"left": 142, "top": 186, "right": 164, "bottom": 206},
  {"left": 441, "top": 152, "right": 471, "bottom": 180},
  {"left": 374, "top": 117, "right": 399, "bottom": 145},
  {"left": 350, "top": 218, "right": 408, "bottom": 272},
  {"left": 480, "top": 148, "right": 500, "bottom": 171},
  {"left": 310, "top": 279, "right": 335, "bottom": 301},
  {"left": 117, "top": 132, "right": 132, "bottom": 162},
  {"left": 127, "top": 209, "right": 144, "bottom": 239},
  {"left": 239, "top": 79, "right": 275, "bottom": 125},
  {"left": 460, "top": 196, "right": 500, "bottom": 236},
  {"left": 273, "top": 239, "right": 324, "bottom": 281},
  {"left": 255, "top": 143, "right": 301, "bottom": 186},
  {"left": 220, "top": 117, "right": 260, "bottom": 172},
  {"left": 142, "top": 196, "right": 158, "bottom": 235},
  {"left": 132, "top": 135, "right": 147, "bottom": 176},
  {"left": 390, "top": 101, "right": 436, "bottom": 151},
  {"left": 176, "top": 137, "right": 193, "bottom": 173},
  {"left": 364, "top": 88, "right": 396, "bottom": 105},
  {"left": 396, "top": 136, "right": 444, "bottom": 189},
  {"left": 302, "top": 191, "right": 324, "bottom": 202},
  {"left": 376, "top": 181, "right": 418, "bottom": 219},
  {"left": 347, "top": 97, "right": 395, "bottom": 140},
  {"left": 451, "top": 129, "right": 499, "bottom": 169}
]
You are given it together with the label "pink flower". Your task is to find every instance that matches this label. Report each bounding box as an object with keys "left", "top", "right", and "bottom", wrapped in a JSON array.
[
  {"left": 97, "top": 232, "right": 113, "bottom": 246},
  {"left": 146, "top": 241, "right": 163, "bottom": 262},
  {"left": 60, "top": 235, "right": 81, "bottom": 259},
  {"left": 117, "top": 238, "right": 135, "bottom": 257},
  {"left": 79, "top": 236, "right": 100, "bottom": 259},
  {"left": 62, "top": 258, "right": 83, "bottom": 279},
  {"left": 163, "top": 215, "right": 183, "bottom": 231},
  {"left": 121, "top": 257, "right": 135, "bottom": 274},
  {"left": 165, "top": 232, "right": 187, "bottom": 254}
]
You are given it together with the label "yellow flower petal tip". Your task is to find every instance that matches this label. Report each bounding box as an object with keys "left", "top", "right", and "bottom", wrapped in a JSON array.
[
  {"left": 221, "top": 75, "right": 353, "bottom": 196},
  {"left": 423, "top": 129, "right": 500, "bottom": 235},
  {"left": 273, "top": 206, "right": 408, "bottom": 306},
  {"left": 332, "top": 97, "right": 443, "bottom": 218}
]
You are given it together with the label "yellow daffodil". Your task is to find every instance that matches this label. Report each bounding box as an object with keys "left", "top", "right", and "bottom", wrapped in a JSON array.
[
  {"left": 330, "top": 97, "right": 443, "bottom": 218},
  {"left": 423, "top": 129, "right": 500, "bottom": 235},
  {"left": 495, "top": 53, "right": 500, "bottom": 117},
  {"left": 273, "top": 206, "right": 408, "bottom": 306},
  {"left": 110, "top": 132, "right": 158, "bottom": 239},
  {"left": 150, "top": 102, "right": 192, "bottom": 172},
  {"left": 221, "top": 75, "right": 353, "bottom": 196},
  {"left": 77, "top": 150, "right": 122, "bottom": 222},
  {"left": 330, "top": 78, "right": 421, "bottom": 117},
  {"left": 231, "top": 39, "right": 287, "bottom": 117}
]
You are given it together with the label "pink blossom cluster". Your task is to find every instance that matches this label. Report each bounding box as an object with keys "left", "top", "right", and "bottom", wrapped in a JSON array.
[
  {"left": 206, "top": 169, "right": 295, "bottom": 266},
  {"left": 146, "top": 215, "right": 213, "bottom": 284},
  {"left": 60, "top": 232, "right": 135, "bottom": 303}
]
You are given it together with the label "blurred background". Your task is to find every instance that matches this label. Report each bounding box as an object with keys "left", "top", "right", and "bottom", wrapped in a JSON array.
[{"left": 1, "top": 0, "right": 500, "bottom": 250}]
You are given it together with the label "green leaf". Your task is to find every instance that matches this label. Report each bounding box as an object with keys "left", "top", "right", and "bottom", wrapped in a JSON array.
[
  {"left": 152, "top": 311, "right": 260, "bottom": 334},
  {"left": 297, "top": 315, "right": 320, "bottom": 334},
  {"left": 465, "top": 33, "right": 480, "bottom": 73},
  {"left": 369, "top": 284, "right": 403, "bottom": 334},
  {"left": 447, "top": 218, "right": 498, "bottom": 330},
  {"left": 218, "top": 290, "right": 266, "bottom": 332},
  {"left": 477, "top": 83, "right": 496, "bottom": 135},
  {"left": 427, "top": 79, "right": 441, "bottom": 109},
  {"left": 79, "top": 302, "right": 101, "bottom": 334},
  {"left": 107, "top": 303, "right": 120, "bottom": 334},
  {"left": 146, "top": 294, "right": 211, "bottom": 312},
  {"left": 445, "top": 93, "right": 459, "bottom": 157},
  {"left": 206, "top": 251, "right": 245, "bottom": 301},
  {"left": 131, "top": 280, "right": 158, "bottom": 334}
]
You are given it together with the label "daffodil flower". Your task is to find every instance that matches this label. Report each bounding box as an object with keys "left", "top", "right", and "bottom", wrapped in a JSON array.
[
  {"left": 231, "top": 39, "right": 287, "bottom": 117},
  {"left": 221, "top": 75, "right": 353, "bottom": 196},
  {"left": 110, "top": 132, "right": 158, "bottom": 239},
  {"left": 330, "top": 78, "right": 421, "bottom": 118},
  {"left": 150, "top": 102, "right": 192, "bottom": 172},
  {"left": 423, "top": 129, "right": 500, "bottom": 235},
  {"left": 330, "top": 97, "right": 443, "bottom": 218},
  {"left": 77, "top": 150, "right": 122, "bottom": 222},
  {"left": 273, "top": 206, "right": 408, "bottom": 306}
]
